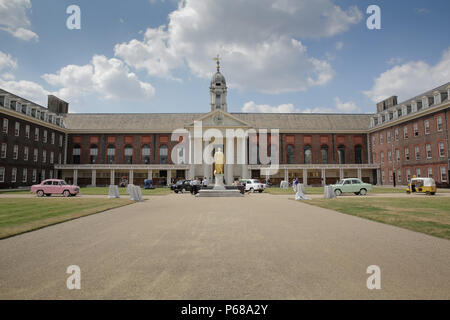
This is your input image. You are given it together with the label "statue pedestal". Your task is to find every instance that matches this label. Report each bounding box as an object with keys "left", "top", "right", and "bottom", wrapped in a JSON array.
[{"left": 213, "top": 174, "right": 226, "bottom": 190}]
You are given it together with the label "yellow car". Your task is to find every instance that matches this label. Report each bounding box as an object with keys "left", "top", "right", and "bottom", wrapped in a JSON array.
[{"left": 406, "top": 177, "right": 436, "bottom": 195}]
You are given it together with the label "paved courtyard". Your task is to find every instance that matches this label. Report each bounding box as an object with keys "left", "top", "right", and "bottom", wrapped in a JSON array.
[{"left": 0, "top": 193, "right": 449, "bottom": 299}]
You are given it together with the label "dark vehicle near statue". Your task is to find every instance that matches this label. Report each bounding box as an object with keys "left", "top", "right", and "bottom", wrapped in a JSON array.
[{"left": 171, "top": 180, "right": 193, "bottom": 193}]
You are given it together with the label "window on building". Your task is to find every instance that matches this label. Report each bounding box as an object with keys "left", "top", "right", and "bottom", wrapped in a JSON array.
[
  {"left": 22, "top": 169, "right": 27, "bottom": 183},
  {"left": 381, "top": 151, "right": 384, "bottom": 164},
  {"left": 42, "top": 150, "right": 47, "bottom": 163},
  {"left": 142, "top": 145, "right": 151, "bottom": 164},
  {"left": 15, "top": 122, "right": 20, "bottom": 136},
  {"left": 372, "top": 136, "right": 375, "bottom": 146},
  {"left": 159, "top": 145, "right": 168, "bottom": 164},
  {"left": 0, "top": 167, "right": 4, "bottom": 183},
  {"left": 49, "top": 170, "right": 53, "bottom": 179},
  {"left": 11, "top": 168, "right": 17, "bottom": 183},
  {"left": 355, "top": 145, "right": 362, "bottom": 164},
  {"left": 424, "top": 120, "right": 430, "bottom": 135},
  {"left": 51, "top": 132, "right": 55, "bottom": 144},
  {"left": 125, "top": 145, "right": 133, "bottom": 164},
  {"left": 89, "top": 144, "right": 98, "bottom": 164},
  {"left": 379, "top": 133, "right": 383, "bottom": 144},
  {"left": 373, "top": 153, "right": 376, "bottom": 163},
  {"left": 13, "top": 145, "right": 18, "bottom": 160},
  {"left": 286, "top": 144, "right": 295, "bottom": 164},
  {"left": 58, "top": 153, "right": 62, "bottom": 164},
  {"left": 337, "top": 146, "right": 345, "bottom": 164},
  {"left": 50, "top": 151, "right": 54, "bottom": 164},
  {"left": 415, "top": 146, "right": 420, "bottom": 160},
  {"left": 73, "top": 145, "right": 81, "bottom": 164},
  {"left": 34, "top": 128, "right": 39, "bottom": 141},
  {"left": 405, "top": 148, "right": 410, "bottom": 161},
  {"left": 59, "top": 135, "right": 63, "bottom": 147},
  {"left": 2, "top": 118, "right": 8, "bottom": 134},
  {"left": 397, "top": 170, "right": 401, "bottom": 183},
  {"left": 389, "top": 170, "right": 393, "bottom": 182},
  {"left": 41, "top": 169, "right": 45, "bottom": 182},
  {"left": 426, "top": 144, "right": 432, "bottom": 159},
  {"left": 387, "top": 131, "right": 391, "bottom": 143},
  {"left": 396, "top": 149, "right": 400, "bottom": 162},
  {"left": 395, "top": 128, "right": 399, "bottom": 141},
  {"left": 25, "top": 125, "right": 30, "bottom": 138},
  {"left": 32, "top": 169, "right": 37, "bottom": 183},
  {"left": 406, "top": 168, "right": 411, "bottom": 182},
  {"left": 428, "top": 167, "right": 433, "bottom": 178},
  {"left": 1, "top": 143, "right": 6, "bottom": 158},
  {"left": 440, "top": 167, "right": 448, "bottom": 182},
  {"left": 414, "top": 123, "right": 419, "bottom": 136},
  {"left": 24, "top": 146, "right": 29, "bottom": 161},
  {"left": 107, "top": 145, "right": 115, "bottom": 164},
  {"left": 437, "top": 116, "right": 443, "bottom": 132},
  {"left": 439, "top": 142, "right": 445, "bottom": 157},
  {"left": 404, "top": 126, "right": 408, "bottom": 139},
  {"left": 381, "top": 170, "right": 385, "bottom": 183},
  {"left": 388, "top": 151, "right": 392, "bottom": 162},
  {"left": 416, "top": 168, "right": 421, "bottom": 178},
  {"left": 43, "top": 130, "right": 48, "bottom": 143},
  {"left": 321, "top": 145, "right": 328, "bottom": 164},
  {"left": 304, "top": 145, "right": 312, "bottom": 164}
]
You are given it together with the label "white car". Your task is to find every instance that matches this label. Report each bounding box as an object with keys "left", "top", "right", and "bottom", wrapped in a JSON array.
[{"left": 241, "top": 179, "right": 265, "bottom": 193}]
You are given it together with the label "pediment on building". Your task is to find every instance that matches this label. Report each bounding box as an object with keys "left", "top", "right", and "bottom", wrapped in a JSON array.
[{"left": 186, "top": 109, "right": 252, "bottom": 128}]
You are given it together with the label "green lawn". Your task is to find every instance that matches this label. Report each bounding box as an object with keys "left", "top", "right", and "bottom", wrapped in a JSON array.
[
  {"left": 265, "top": 186, "right": 407, "bottom": 195},
  {"left": 305, "top": 197, "right": 450, "bottom": 240},
  {"left": 0, "top": 198, "right": 134, "bottom": 239},
  {"left": 0, "top": 187, "right": 172, "bottom": 196}
]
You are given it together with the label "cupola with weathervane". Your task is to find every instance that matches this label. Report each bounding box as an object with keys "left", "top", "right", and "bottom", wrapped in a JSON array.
[{"left": 210, "top": 55, "right": 228, "bottom": 112}]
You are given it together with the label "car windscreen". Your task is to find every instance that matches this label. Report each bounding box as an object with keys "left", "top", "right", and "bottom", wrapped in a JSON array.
[{"left": 338, "top": 180, "right": 345, "bottom": 185}]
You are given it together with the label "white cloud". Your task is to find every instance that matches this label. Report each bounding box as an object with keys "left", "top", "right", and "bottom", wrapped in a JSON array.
[
  {"left": 0, "top": 78, "right": 49, "bottom": 105},
  {"left": 242, "top": 98, "right": 360, "bottom": 113},
  {"left": 0, "top": 0, "right": 39, "bottom": 41},
  {"left": 365, "top": 47, "right": 450, "bottom": 103},
  {"left": 42, "top": 55, "right": 155, "bottom": 102},
  {"left": 0, "top": 51, "right": 18, "bottom": 71},
  {"left": 115, "top": 0, "right": 362, "bottom": 93},
  {"left": 335, "top": 41, "right": 344, "bottom": 51},
  {"left": 334, "top": 97, "right": 360, "bottom": 112},
  {"left": 1, "top": 73, "right": 15, "bottom": 80}
]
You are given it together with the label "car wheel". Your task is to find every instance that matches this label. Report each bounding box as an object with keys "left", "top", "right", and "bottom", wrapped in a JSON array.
[
  {"left": 360, "top": 188, "right": 367, "bottom": 196},
  {"left": 258, "top": 190, "right": 263, "bottom": 193},
  {"left": 181, "top": 188, "right": 186, "bottom": 194},
  {"left": 426, "top": 191, "right": 431, "bottom": 196},
  {"left": 174, "top": 190, "right": 179, "bottom": 194},
  {"left": 250, "top": 188, "right": 254, "bottom": 193},
  {"left": 334, "top": 189, "right": 342, "bottom": 196},
  {"left": 63, "top": 190, "right": 70, "bottom": 197},
  {"left": 37, "top": 190, "right": 44, "bottom": 197}
]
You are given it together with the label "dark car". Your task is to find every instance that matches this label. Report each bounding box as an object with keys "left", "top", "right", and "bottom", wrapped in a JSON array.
[{"left": 171, "top": 180, "right": 192, "bottom": 193}]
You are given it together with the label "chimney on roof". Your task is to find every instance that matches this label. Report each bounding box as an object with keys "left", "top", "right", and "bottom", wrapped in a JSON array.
[
  {"left": 376, "top": 96, "right": 398, "bottom": 113},
  {"left": 47, "top": 95, "right": 69, "bottom": 114}
]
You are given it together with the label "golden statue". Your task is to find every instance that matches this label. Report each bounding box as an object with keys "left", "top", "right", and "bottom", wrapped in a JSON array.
[{"left": 213, "top": 147, "right": 225, "bottom": 175}]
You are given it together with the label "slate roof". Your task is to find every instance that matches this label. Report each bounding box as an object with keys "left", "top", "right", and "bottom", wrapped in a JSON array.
[{"left": 63, "top": 112, "right": 373, "bottom": 132}]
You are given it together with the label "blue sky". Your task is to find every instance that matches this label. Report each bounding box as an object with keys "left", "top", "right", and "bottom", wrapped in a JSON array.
[{"left": 0, "top": 0, "right": 449, "bottom": 114}]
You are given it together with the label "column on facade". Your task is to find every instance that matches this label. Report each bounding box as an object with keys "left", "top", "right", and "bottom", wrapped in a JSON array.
[
  {"left": 339, "top": 168, "right": 344, "bottom": 180},
  {"left": 303, "top": 169, "right": 308, "bottom": 186},
  {"left": 321, "top": 169, "right": 326, "bottom": 186},
  {"left": 188, "top": 135, "right": 195, "bottom": 180},
  {"left": 357, "top": 168, "right": 362, "bottom": 180},
  {"left": 73, "top": 169, "right": 78, "bottom": 186},
  {"left": 129, "top": 169, "right": 134, "bottom": 185},
  {"left": 110, "top": 169, "right": 115, "bottom": 185},
  {"left": 148, "top": 169, "right": 153, "bottom": 181},
  {"left": 167, "top": 170, "right": 172, "bottom": 186},
  {"left": 376, "top": 169, "right": 381, "bottom": 186},
  {"left": 238, "top": 136, "right": 249, "bottom": 179},
  {"left": 284, "top": 168, "right": 289, "bottom": 182},
  {"left": 91, "top": 169, "right": 96, "bottom": 187}
]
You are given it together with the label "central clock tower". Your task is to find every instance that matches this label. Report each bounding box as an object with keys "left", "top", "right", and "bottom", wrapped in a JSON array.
[{"left": 210, "top": 56, "right": 228, "bottom": 112}]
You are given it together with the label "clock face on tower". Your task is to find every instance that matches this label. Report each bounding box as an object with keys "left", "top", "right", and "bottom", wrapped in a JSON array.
[{"left": 214, "top": 114, "right": 223, "bottom": 125}]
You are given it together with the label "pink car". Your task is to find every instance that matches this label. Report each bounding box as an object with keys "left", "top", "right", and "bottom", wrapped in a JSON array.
[{"left": 31, "top": 179, "right": 80, "bottom": 197}]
